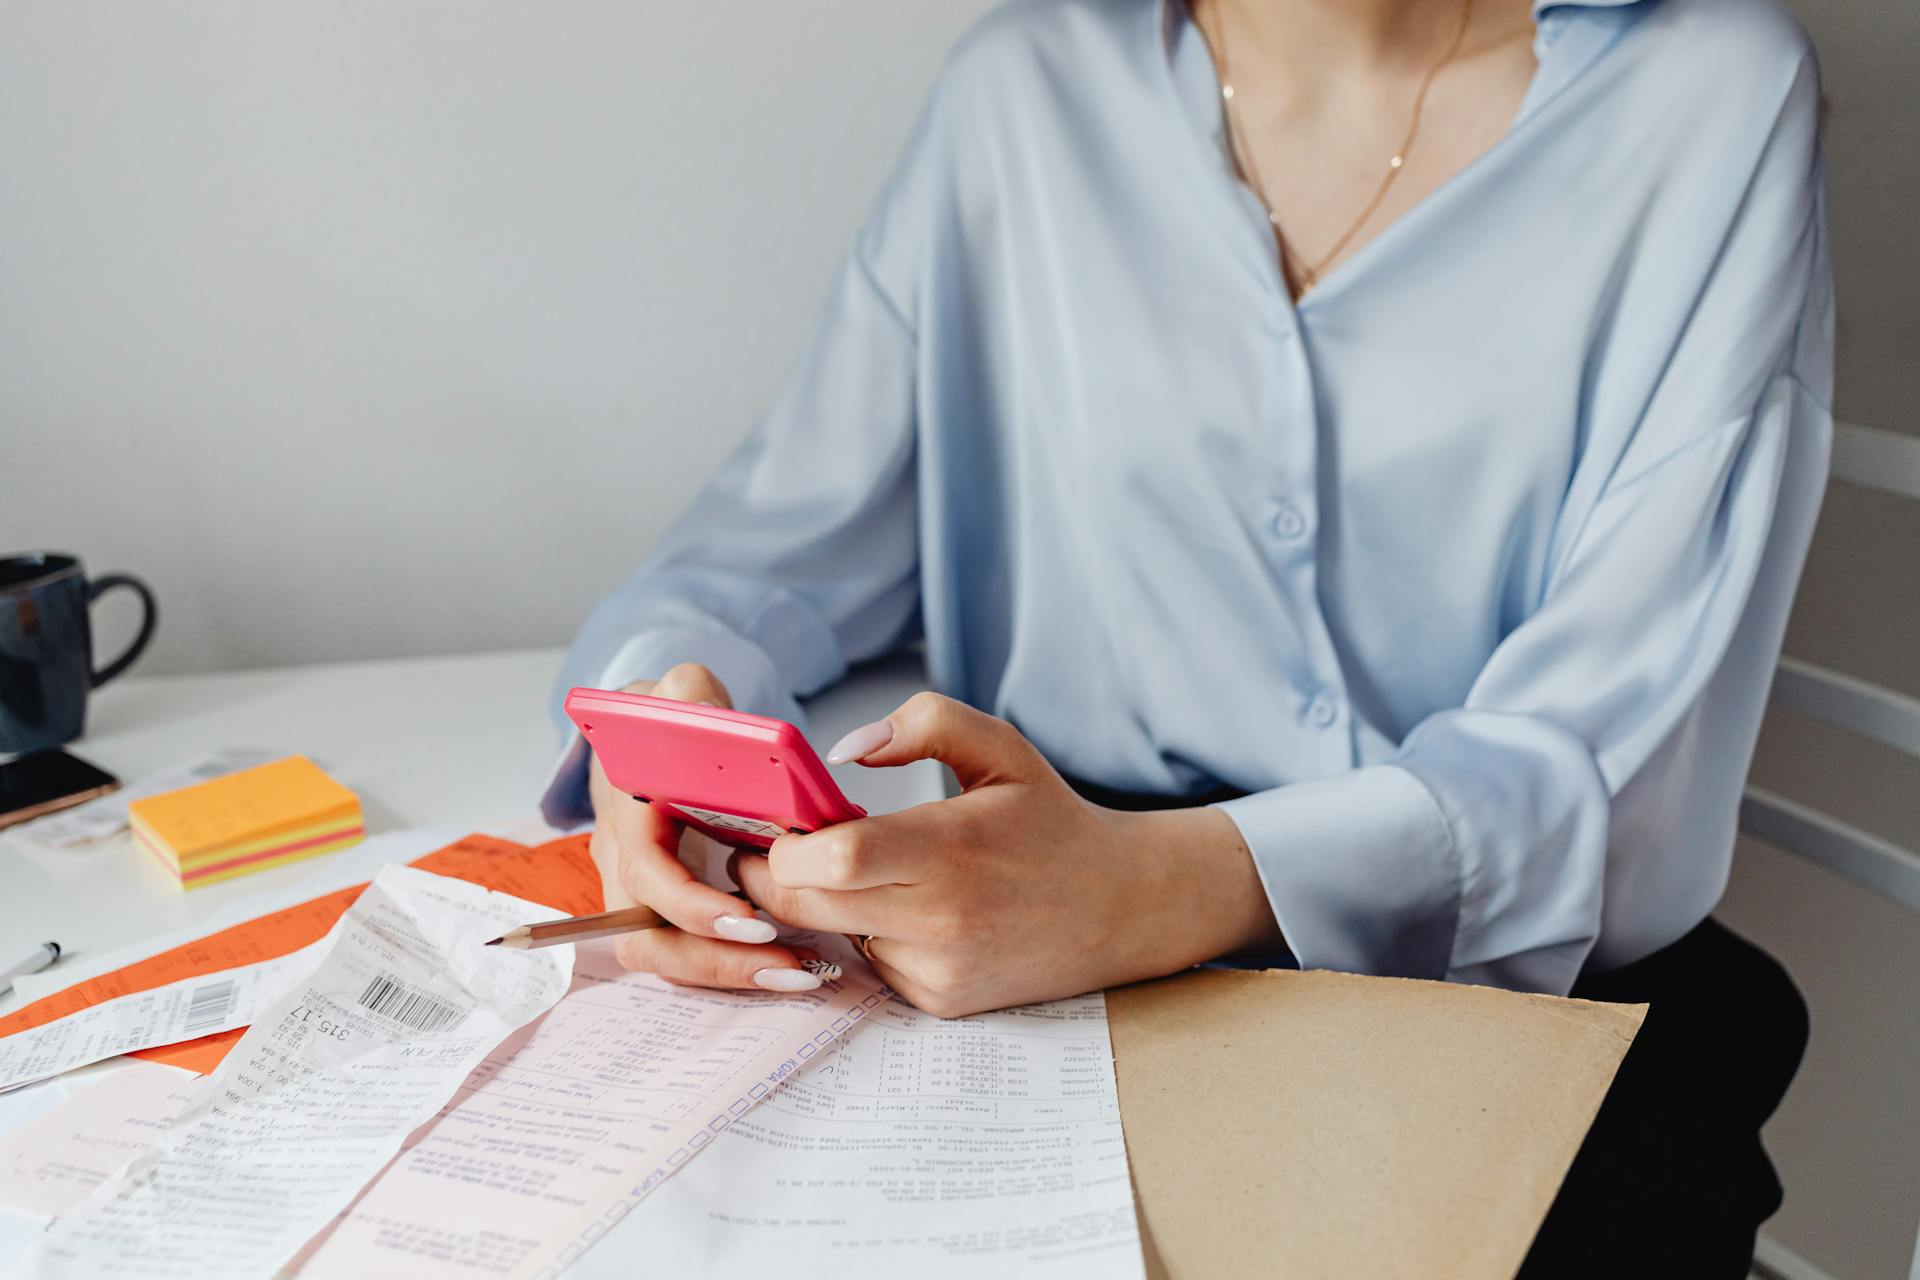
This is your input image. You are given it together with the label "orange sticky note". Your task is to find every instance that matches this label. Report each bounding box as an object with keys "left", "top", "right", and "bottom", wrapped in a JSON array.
[{"left": 127, "top": 755, "right": 366, "bottom": 888}]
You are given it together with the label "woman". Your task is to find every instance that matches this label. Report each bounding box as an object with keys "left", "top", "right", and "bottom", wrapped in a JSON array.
[{"left": 545, "top": 0, "right": 1829, "bottom": 1270}]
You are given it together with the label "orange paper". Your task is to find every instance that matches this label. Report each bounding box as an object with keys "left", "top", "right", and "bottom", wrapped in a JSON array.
[
  {"left": 412, "top": 832, "right": 602, "bottom": 915},
  {"left": 0, "top": 834, "right": 603, "bottom": 1067},
  {"left": 134, "top": 1029, "right": 248, "bottom": 1073}
]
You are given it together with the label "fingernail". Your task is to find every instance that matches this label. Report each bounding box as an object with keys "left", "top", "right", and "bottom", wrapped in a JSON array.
[
  {"left": 801, "top": 959, "right": 843, "bottom": 982},
  {"left": 714, "top": 914, "right": 778, "bottom": 944},
  {"left": 754, "top": 968, "right": 823, "bottom": 992},
  {"left": 694, "top": 699, "right": 721, "bottom": 707},
  {"left": 826, "top": 719, "right": 893, "bottom": 765}
]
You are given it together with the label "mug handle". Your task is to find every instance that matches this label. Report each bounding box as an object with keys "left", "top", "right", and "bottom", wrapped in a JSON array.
[{"left": 88, "top": 573, "right": 159, "bottom": 688}]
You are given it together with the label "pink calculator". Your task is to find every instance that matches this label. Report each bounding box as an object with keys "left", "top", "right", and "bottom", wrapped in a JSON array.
[{"left": 564, "top": 687, "right": 866, "bottom": 848}]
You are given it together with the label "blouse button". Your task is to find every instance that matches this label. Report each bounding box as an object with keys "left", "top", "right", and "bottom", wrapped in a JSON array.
[
  {"left": 1272, "top": 503, "right": 1308, "bottom": 541},
  {"left": 1307, "top": 695, "right": 1339, "bottom": 729}
]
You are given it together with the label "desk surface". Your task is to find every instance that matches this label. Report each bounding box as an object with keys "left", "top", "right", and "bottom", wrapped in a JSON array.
[{"left": 0, "top": 648, "right": 940, "bottom": 1011}]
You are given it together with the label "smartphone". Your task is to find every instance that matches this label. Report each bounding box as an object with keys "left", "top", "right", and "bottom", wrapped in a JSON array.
[
  {"left": 0, "top": 749, "right": 120, "bottom": 831},
  {"left": 563, "top": 688, "right": 865, "bottom": 849}
]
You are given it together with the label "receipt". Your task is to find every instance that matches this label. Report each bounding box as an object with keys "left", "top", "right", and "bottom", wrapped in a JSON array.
[
  {"left": 21, "top": 865, "right": 572, "bottom": 1280},
  {"left": 591, "top": 992, "right": 1145, "bottom": 1278},
  {"left": 6, "top": 831, "right": 462, "bottom": 1006},
  {"left": 0, "top": 834, "right": 605, "bottom": 1086},
  {"left": 296, "top": 934, "right": 889, "bottom": 1279},
  {"left": 0, "top": 944, "right": 327, "bottom": 1093}
]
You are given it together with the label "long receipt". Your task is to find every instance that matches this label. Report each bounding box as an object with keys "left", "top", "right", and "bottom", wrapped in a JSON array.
[
  {"left": 296, "top": 934, "right": 891, "bottom": 1278},
  {"left": 19, "top": 865, "right": 573, "bottom": 1279}
]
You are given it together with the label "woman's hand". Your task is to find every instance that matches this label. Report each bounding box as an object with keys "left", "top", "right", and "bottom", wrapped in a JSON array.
[
  {"left": 733, "top": 693, "right": 1285, "bottom": 1018},
  {"left": 587, "top": 663, "right": 825, "bottom": 992}
]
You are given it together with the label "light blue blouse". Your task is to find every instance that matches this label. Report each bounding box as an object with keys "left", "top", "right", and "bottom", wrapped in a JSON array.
[{"left": 546, "top": 0, "right": 1833, "bottom": 995}]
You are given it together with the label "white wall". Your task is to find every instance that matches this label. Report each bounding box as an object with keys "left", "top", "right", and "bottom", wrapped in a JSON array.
[
  {"left": 1795, "top": 0, "right": 1920, "bottom": 437},
  {"left": 3, "top": 0, "right": 1911, "bottom": 680},
  {"left": 0, "top": 0, "right": 995, "bottom": 675}
]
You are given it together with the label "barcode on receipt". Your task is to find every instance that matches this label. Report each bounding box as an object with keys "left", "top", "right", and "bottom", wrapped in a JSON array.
[
  {"left": 182, "top": 979, "right": 238, "bottom": 1035},
  {"left": 356, "top": 973, "right": 466, "bottom": 1034}
]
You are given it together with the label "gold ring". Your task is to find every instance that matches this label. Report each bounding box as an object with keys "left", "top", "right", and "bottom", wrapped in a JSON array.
[{"left": 858, "top": 934, "right": 878, "bottom": 963}]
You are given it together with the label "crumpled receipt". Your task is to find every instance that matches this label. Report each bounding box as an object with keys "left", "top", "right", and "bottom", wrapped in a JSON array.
[{"left": 18, "top": 865, "right": 573, "bottom": 1280}]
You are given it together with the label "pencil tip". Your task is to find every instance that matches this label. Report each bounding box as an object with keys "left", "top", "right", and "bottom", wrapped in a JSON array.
[{"left": 483, "top": 937, "right": 502, "bottom": 946}]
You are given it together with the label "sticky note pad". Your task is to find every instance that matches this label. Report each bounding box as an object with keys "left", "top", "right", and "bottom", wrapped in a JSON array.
[{"left": 128, "top": 755, "right": 364, "bottom": 889}]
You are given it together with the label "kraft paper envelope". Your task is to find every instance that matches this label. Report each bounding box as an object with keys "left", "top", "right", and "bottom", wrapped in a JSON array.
[{"left": 1107, "top": 968, "right": 1646, "bottom": 1280}]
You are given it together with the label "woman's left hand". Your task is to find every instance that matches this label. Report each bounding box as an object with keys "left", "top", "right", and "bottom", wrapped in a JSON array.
[{"left": 731, "top": 693, "right": 1285, "bottom": 1018}]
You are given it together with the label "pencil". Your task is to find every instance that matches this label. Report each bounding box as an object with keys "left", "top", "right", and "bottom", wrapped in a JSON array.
[{"left": 485, "top": 905, "right": 669, "bottom": 950}]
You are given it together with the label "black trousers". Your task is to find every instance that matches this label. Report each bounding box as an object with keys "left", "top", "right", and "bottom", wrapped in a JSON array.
[
  {"left": 1520, "top": 917, "right": 1808, "bottom": 1277},
  {"left": 1065, "top": 775, "right": 1809, "bottom": 1277}
]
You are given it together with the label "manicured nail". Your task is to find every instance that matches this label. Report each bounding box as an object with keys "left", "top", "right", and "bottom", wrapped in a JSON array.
[
  {"left": 794, "top": 945, "right": 839, "bottom": 981},
  {"left": 754, "top": 968, "right": 823, "bottom": 992},
  {"left": 826, "top": 719, "right": 893, "bottom": 765},
  {"left": 713, "top": 914, "right": 778, "bottom": 944}
]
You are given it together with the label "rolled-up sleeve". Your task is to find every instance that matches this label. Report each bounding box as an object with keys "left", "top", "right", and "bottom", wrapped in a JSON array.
[{"left": 1221, "top": 53, "right": 1833, "bottom": 994}]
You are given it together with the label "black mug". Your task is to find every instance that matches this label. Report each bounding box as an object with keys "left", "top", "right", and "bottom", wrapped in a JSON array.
[{"left": 0, "top": 552, "right": 158, "bottom": 755}]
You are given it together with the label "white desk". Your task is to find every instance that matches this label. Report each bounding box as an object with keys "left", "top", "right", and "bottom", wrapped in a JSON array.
[{"left": 0, "top": 648, "right": 940, "bottom": 1010}]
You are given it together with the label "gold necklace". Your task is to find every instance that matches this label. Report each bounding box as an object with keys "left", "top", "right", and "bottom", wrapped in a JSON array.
[{"left": 1209, "top": 0, "right": 1473, "bottom": 293}]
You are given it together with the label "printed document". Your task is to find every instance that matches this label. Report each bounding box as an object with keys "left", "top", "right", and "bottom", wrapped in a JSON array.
[
  {"left": 581, "top": 992, "right": 1145, "bottom": 1278},
  {"left": 19, "top": 866, "right": 571, "bottom": 1280}
]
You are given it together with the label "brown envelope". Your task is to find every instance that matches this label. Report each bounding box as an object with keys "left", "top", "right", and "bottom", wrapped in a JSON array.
[{"left": 1107, "top": 968, "right": 1645, "bottom": 1280}]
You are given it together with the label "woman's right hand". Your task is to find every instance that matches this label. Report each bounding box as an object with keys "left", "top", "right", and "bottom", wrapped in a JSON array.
[{"left": 586, "top": 662, "right": 824, "bottom": 991}]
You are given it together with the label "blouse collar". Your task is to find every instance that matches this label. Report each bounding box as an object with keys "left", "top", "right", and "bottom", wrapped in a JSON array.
[{"left": 1155, "top": 0, "right": 1649, "bottom": 158}]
